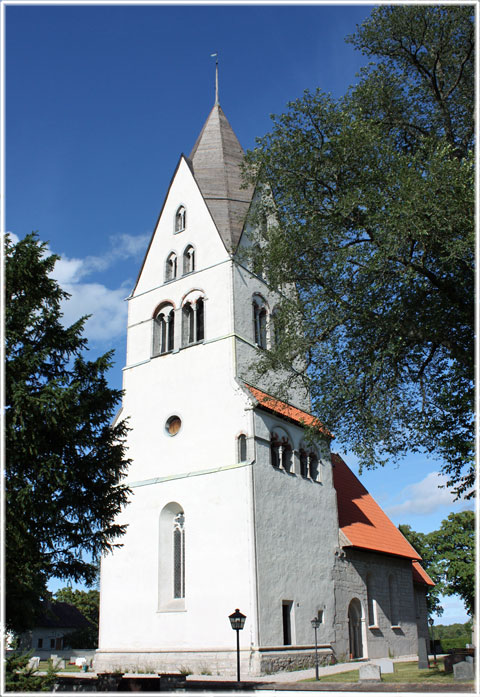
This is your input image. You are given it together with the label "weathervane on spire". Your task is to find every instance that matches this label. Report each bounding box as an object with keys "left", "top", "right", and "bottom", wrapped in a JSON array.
[{"left": 210, "top": 52, "right": 219, "bottom": 105}]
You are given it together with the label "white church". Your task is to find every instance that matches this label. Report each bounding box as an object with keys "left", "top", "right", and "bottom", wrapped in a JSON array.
[{"left": 95, "top": 97, "right": 433, "bottom": 676}]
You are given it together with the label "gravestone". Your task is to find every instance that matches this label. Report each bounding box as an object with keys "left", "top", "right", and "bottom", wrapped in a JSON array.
[
  {"left": 453, "top": 661, "right": 474, "bottom": 682},
  {"left": 417, "top": 637, "right": 429, "bottom": 670},
  {"left": 54, "top": 658, "right": 66, "bottom": 670},
  {"left": 27, "top": 657, "right": 40, "bottom": 670},
  {"left": 359, "top": 664, "right": 381, "bottom": 681},
  {"left": 75, "top": 657, "right": 87, "bottom": 667},
  {"left": 372, "top": 658, "right": 394, "bottom": 674}
]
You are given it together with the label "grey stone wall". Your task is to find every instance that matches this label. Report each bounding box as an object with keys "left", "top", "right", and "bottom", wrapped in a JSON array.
[
  {"left": 232, "top": 263, "right": 311, "bottom": 411},
  {"left": 251, "top": 410, "right": 339, "bottom": 650},
  {"left": 333, "top": 549, "right": 420, "bottom": 660}
]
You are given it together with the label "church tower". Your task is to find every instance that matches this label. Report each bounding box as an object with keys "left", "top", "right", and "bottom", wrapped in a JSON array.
[{"left": 96, "top": 99, "right": 431, "bottom": 676}]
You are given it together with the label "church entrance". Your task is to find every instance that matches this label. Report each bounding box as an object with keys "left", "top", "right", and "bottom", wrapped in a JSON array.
[{"left": 348, "top": 598, "right": 363, "bottom": 659}]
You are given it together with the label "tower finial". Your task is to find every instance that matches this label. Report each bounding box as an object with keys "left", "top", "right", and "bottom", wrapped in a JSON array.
[{"left": 210, "top": 52, "right": 219, "bottom": 105}]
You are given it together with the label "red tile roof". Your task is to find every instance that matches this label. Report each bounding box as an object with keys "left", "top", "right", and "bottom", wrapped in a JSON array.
[
  {"left": 244, "top": 383, "right": 332, "bottom": 437},
  {"left": 331, "top": 453, "right": 421, "bottom": 560},
  {"left": 412, "top": 560, "right": 435, "bottom": 587}
]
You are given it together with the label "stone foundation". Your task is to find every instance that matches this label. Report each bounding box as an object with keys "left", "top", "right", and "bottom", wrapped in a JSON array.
[{"left": 94, "top": 645, "right": 334, "bottom": 677}]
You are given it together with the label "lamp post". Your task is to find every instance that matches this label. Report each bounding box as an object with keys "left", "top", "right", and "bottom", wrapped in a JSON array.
[
  {"left": 229, "top": 609, "right": 246, "bottom": 682},
  {"left": 311, "top": 616, "right": 320, "bottom": 680},
  {"left": 428, "top": 617, "right": 437, "bottom": 665}
]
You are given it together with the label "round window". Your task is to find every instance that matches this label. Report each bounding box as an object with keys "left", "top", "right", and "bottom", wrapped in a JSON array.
[{"left": 166, "top": 415, "right": 182, "bottom": 436}]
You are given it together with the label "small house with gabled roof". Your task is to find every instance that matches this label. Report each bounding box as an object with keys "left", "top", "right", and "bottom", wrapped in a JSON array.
[{"left": 96, "top": 96, "right": 432, "bottom": 676}]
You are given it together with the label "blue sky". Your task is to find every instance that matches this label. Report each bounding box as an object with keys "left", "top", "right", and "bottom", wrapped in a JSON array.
[{"left": 5, "top": 2, "right": 474, "bottom": 623}]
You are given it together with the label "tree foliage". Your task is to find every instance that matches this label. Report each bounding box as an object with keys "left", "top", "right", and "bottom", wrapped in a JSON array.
[
  {"left": 429, "top": 511, "right": 475, "bottom": 617},
  {"left": 54, "top": 587, "right": 100, "bottom": 648},
  {"left": 399, "top": 511, "right": 475, "bottom": 618},
  {"left": 5, "top": 653, "right": 57, "bottom": 692},
  {"left": 5, "top": 233, "right": 131, "bottom": 633},
  {"left": 243, "top": 6, "right": 474, "bottom": 498},
  {"left": 399, "top": 524, "right": 443, "bottom": 617}
]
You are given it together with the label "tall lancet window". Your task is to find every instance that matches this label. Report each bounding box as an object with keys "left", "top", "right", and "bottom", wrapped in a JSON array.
[
  {"left": 183, "top": 245, "right": 195, "bottom": 275},
  {"left": 165, "top": 253, "right": 177, "bottom": 282},
  {"left": 175, "top": 206, "right": 186, "bottom": 233},
  {"left": 153, "top": 305, "right": 175, "bottom": 356},
  {"left": 196, "top": 297, "right": 204, "bottom": 341},
  {"left": 252, "top": 295, "right": 268, "bottom": 348},
  {"left": 173, "top": 513, "right": 185, "bottom": 599}
]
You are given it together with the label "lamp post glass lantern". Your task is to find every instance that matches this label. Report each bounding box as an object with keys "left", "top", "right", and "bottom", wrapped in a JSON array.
[
  {"left": 229, "top": 609, "right": 246, "bottom": 681},
  {"left": 311, "top": 616, "right": 320, "bottom": 680}
]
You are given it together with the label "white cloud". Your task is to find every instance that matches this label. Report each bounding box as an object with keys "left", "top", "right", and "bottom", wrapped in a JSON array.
[
  {"left": 5, "top": 231, "right": 20, "bottom": 244},
  {"left": 385, "top": 472, "right": 475, "bottom": 517},
  {"left": 60, "top": 282, "right": 130, "bottom": 343},
  {"left": 50, "top": 232, "right": 149, "bottom": 344},
  {"left": 53, "top": 232, "right": 150, "bottom": 284}
]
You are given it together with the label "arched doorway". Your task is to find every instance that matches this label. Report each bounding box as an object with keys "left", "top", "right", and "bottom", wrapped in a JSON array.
[{"left": 348, "top": 598, "right": 363, "bottom": 659}]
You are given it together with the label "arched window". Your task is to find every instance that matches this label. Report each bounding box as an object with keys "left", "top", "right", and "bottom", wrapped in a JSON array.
[
  {"left": 182, "top": 296, "right": 205, "bottom": 347},
  {"left": 196, "top": 297, "right": 204, "bottom": 341},
  {"left": 158, "top": 502, "right": 185, "bottom": 610},
  {"left": 366, "top": 574, "right": 377, "bottom": 627},
  {"left": 270, "top": 428, "right": 292, "bottom": 471},
  {"left": 165, "top": 253, "right": 177, "bottom": 282},
  {"left": 175, "top": 206, "right": 186, "bottom": 233},
  {"left": 388, "top": 575, "right": 399, "bottom": 626},
  {"left": 238, "top": 434, "right": 247, "bottom": 463},
  {"left": 173, "top": 512, "right": 185, "bottom": 599},
  {"left": 183, "top": 245, "right": 195, "bottom": 275},
  {"left": 299, "top": 450, "right": 308, "bottom": 478},
  {"left": 153, "top": 305, "right": 175, "bottom": 356},
  {"left": 252, "top": 295, "right": 268, "bottom": 348},
  {"left": 309, "top": 452, "right": 319, "bottom": 481},
  {"left": 272, "top": 308, "right": 282, "bottom": 347},
  {"left": 182, "top": 302, "right": 194, "bottom": 346}
]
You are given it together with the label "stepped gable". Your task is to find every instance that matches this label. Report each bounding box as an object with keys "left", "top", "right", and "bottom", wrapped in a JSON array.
[
  {"left": 331, "top": 453, "right": 421, "bottom": 560},
  {"left": 244, "top": 383, "right": 332, "bottom": 437},
  {"left": 188, "top": 103, "right": 255, "bottom": 253}
]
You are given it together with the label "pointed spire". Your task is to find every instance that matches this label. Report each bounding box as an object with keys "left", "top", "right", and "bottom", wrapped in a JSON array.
[{"left": 188, "top": 103, "right": 255, "bottom": 253}]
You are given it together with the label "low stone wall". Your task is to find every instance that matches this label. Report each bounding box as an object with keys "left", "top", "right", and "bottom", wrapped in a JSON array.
[
  {"left": 94, "top": 645, "right": 334, "bottom": 677},
  {"left": 259, "top": 646, "right": 334, "bottom": 674}
]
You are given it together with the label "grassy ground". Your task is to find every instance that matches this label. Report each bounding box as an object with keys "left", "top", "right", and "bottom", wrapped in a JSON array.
[
  {"left": 305, "top": 661, "right": 469, "bottom": 684},
  {"left": 38, "top": 661, "right": 88, "bottom": 673}
]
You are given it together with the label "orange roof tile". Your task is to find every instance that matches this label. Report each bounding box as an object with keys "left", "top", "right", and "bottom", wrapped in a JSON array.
[
  {"left": 244, "top": 383, "right": 332, "bottom": 438},
  {"left": 331, "top": 453, "right": 421, "bottom": 560},
  {"left": 412, "top": 560, "right": 435, "bottom": 587}
]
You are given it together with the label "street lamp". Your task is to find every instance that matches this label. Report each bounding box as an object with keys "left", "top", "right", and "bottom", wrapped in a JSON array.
[
  {"left": 229, "top": 609, "right": 246, "bottom": 682},
  {"left": 428, "top": 617, "right": 437, "bottom": 665},
  {"left": 311, "top": 616, "right": 320, "bottom": 680}
]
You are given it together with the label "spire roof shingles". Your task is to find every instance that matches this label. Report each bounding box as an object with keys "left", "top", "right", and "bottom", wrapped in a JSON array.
[{"left": 188, "top": 103, "right": 255, "bottom": 253}]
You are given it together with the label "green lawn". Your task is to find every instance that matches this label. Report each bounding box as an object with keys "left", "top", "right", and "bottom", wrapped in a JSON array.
[
  {"left": 38, "top": 661, "right": 88, "bottom": 673},
  {"left": 305, "top": 660, "right": 470, "bottom": 684}
]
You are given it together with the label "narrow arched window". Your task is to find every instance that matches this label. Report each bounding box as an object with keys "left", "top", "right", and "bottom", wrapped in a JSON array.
[
  {"left": 196, "top": 297, "right": 204, "bottom": 341},
  {"left": 182, "top": 303, "right": 194, "bottom": 346},
  {"left": 253, "top": 296, "right": 268, "bottom": 349},
  {"left": 238, "top": 434, "right": 247, "bottom": 463},
  {"left": 271, "top": 436, "right": 280, "bottom": 468},
  {"left": 173, "top": 512, "right": 185, "bottom": 599},
  {"left": 165, "top": 253, "right": 177, "bottom": 282},
  {"left": 309, "top": 453, "right": 319, "bottom": 481},
  {"left": 388, "top": 575, "right": 398, "bottom": 626},
  {"left": 183, "top": 245, "right": 195, "bottom": 275},
  {"left": 175, "top": 206, "right": 186, "bottom": 233},
  {"left": 299, "top": 450, "right": 308, "bottom": 478},
  {"left": 281, "top": 443, "right": 293, "bottom": 472},
  {"left": 366, "top": 574, "right": 377, "bottom": 627},
  {"left": 153, "top": 306, "right": 175, "bottom": 356}
]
